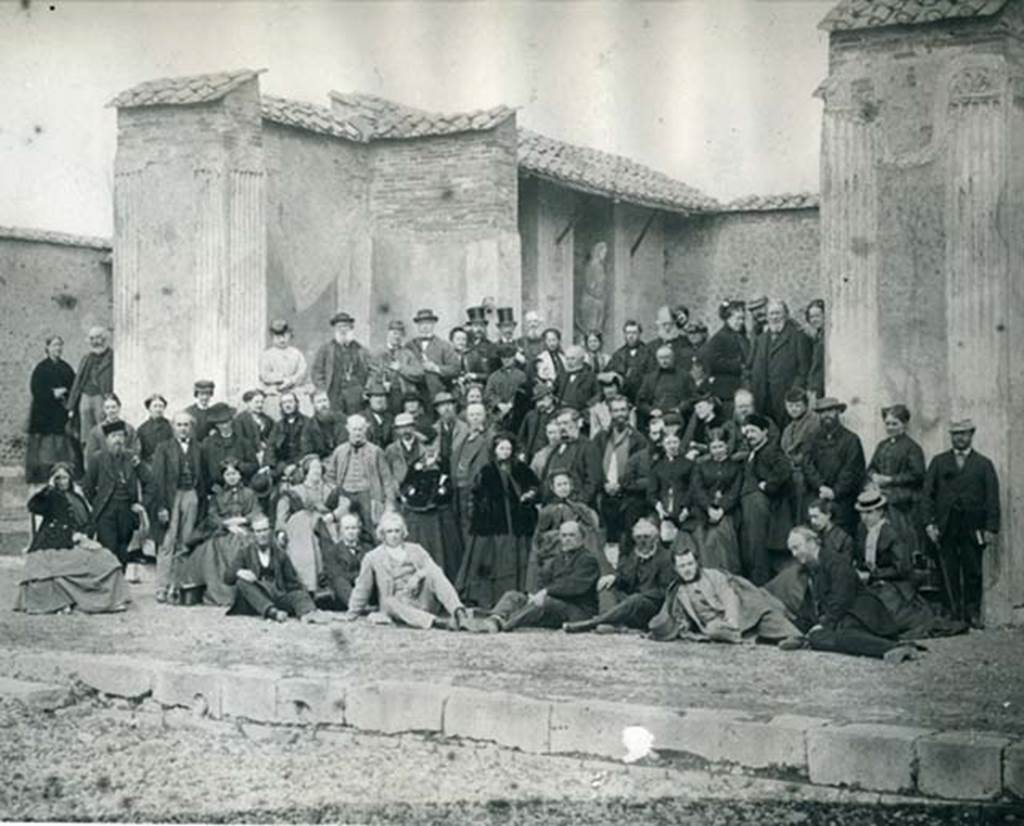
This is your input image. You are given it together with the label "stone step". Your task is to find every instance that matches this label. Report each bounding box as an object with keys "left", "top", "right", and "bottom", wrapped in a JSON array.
[{"left": 0, "top": 676, "right": 71, "bottom": 710}]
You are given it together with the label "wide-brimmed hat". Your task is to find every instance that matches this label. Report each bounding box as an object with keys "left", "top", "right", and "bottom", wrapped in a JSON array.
[
  {"left": 949, "top": 418, "right": 976, "bottom": 433},
  {"left": 269, "top": 319, "right": 290, "bottom": 335},
  {"left": 207, "top": 402, "right": 236, "bottom": 425},
  {"left": 855, "top": 490, "right": 888, "bottom": 512},
  {"left": 413, "top": 309, "right": 439, "bottom": 323},
  {"left": 814, "top": 396, "right": 847, "bottom": 413},
  {"left": 394, "top": 412, "right": 416, "bottom": 428},
  {"left": 330, "top": 311, "right": 354, "bottom": 326}
]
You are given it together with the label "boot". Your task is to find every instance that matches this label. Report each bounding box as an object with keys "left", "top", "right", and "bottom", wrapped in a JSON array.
[{"left": 562, "top": 619, "right": 596, "bottom": 634}]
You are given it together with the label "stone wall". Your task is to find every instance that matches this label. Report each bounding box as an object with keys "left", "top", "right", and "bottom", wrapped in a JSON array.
[{"left": 0, "top": 232, "right": 112, "bottom": 464}]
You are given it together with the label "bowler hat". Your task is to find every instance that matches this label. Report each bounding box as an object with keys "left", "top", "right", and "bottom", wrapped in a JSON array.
[
  {"left": 394, "top": 412, "right": 416, "bottom": 428},
  {"left": 432, "top": 391, "right": 456, "bottom": 407},
  {"left": 949, "top": 418, "right": 976, "bottom": 433},
  {"left": 814, "top": 396, "right": 847, "bottom": 413},
  {"left": 101, "top": 420, "right": 126, "bottom": 435},
  {"left": 387, "top": 319, "right": 406, "bottom": 333},
  {"left": 466, "top": 306, "right": 488, "bottom": 324},
  {"left": 744, "top": 413, "right": 772, "bottom": 432},
  {"left": 250, "top": 468, "right": 274, "bottom": 496},
  {"left": 414, "top": 309, "right": 439, "bottom": 323},
  {"left": 330, "top": 311, "right": 354, "bottom": 326},
  {"left": 496, "top": 307, "right": 516, "bottom": 326},
  {"left": 855, "top": 490, "right": 888, "bottom": 512},
  {"left": 269, "top": 319, "right": 290, "bottom": 335},
  {"left": 206, "top": 402, "right": 236, "bottom": 425}
]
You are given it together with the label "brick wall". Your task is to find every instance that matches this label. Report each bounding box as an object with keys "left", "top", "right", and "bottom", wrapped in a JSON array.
[{"left": 0, "top": 235, "right": 112, "bottom": 466}]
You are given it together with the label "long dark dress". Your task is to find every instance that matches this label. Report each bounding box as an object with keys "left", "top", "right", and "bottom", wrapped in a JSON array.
[
  {"left": 15, "top": 486, "right": 130, "bottom": 614},
  {"left": 26, "top": 357, "right": 76, "bottom": 483},
  {"left": 400, "top": 458, "right": 463, "bottom": 582},
  {"left": 183, "top": 485, "right": 261, "bottom": 605},
  {"left": 867, "top": 433, "right": 926, "bottom": 557},
  {"left": 458, "top": 460, "right": 540, "bottom": 609},
  {"left": 689, "top": 458, "right": 743, "bottom": 573},
  {"left": 138, "top": 417, "right": 174, "bottom": 464}
]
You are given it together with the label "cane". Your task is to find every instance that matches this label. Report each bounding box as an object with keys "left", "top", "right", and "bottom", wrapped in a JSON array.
[{"left": 930, "top": 532, "right": 957, "bottom": 619}]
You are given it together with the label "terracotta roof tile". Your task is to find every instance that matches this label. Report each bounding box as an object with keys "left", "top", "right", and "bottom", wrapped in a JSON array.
[
  {"left": 108, "top": 68, "right": 265, "bottom": 108},
  {"left": 820, "top": 0, "right": 1009, "bottom": 31},
  {"left": 0, "top": 225, "right": 111, "bottom": 250},
  {"left": 517, "top": 129, "right": 718, "bottom": 214},
  {"left": 260, "top": 95, "right": 364, "bottom": 142},
  {"left": 328, "top": 91, "right": 514, "bottom": 139},
  {"left": 718, "top": 193, "right": 821, "bottom": 213}
]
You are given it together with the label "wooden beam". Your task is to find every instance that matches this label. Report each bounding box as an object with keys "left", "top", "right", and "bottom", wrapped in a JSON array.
[{"left": 630, "top": 210, "right": 658, "bottom": 257}]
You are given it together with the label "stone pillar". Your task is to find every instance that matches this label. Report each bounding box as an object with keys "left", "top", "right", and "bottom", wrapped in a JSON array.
[
  {"left": 608, "top": 202, "right": 632, "bottom": 343},
  {"left": 519, "top": 179, "right": 574, "bottom": 335}
]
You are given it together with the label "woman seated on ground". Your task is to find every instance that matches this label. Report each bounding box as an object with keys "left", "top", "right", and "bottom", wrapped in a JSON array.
[
  {"left": 15, "top": 462, "right": 131, "bottom": 615},
  {"left": 528, "top": 471, "right": 602, "bottom": 593},
  {"left": 688, "top": 428, "right": 743, "bottom": 574},
  {"left": 343, "top": 511, "right": 467, "bottom": 630},
  {"left": 276, "top": 453, "right": 348, "bottom": 592},
  {"left": 181, "top": 458, "right": 262, "bottom": 606}
]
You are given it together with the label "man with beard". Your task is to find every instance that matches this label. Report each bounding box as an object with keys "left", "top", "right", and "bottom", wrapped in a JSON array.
[
  {"left": 234, "top": 390, "right": 274, "bottom": 461},
  {"left": 747, "top": 299, "right": 812, "bottom": 429},
  {"left": 465, "top": 306, "right": 498, "bottom": 377},
  {"left": 593, "top": 396, "right": 649, "bottom": 548},
  {"left": 648, "top": 305, "right": 693, "bottom": 368},
  {"left": 311, "top": 311, "right": 371, "bottom": 415},
  {"left": 67, "top": 326, "right": 114, "bottom": 448},
  {"left": 384, "top": 412, "right": 424, "bottom": 486},
  {"left": 739, "top": 414, "right": 793, "bottom": 586},
  {"left": 649, "top": 545, "right": 798, "bottom": 643},
  {"left": 589, "top": 372, "right": 631, "bottom": 437},
  {"left": 325, "top": 414, "right": 396, "bottom": 525},
  {"left": 541, "top": 407, "right": 603, "bottom": 507},
  {"left": 362, "top": 379, "right": 394, "bottom": 447},
  {"left": 82, "top": 420, "right": 148, "bottom": 569},
  {"left": 300, "top": 389, "right": 350, "bottom": 460},
  {"left": 409, "top": 309, "right": 461, "bottom": 405},
  {"left": 803, "top": 397, "right": 865, "bottom": 539},
  {"left": 432, "top": 391, "right": 467, "bottom": 466},
  {"left": 555, "top": 345, "right": 598, "bottom": 418},
  {"left": 636, "top": 345, "right": 695, "bottom": 433},
  {"left": 373, "top": 319, "right": 424, "bottom": 414},
  {"left": 516, "top": 310, "right": 546, "bottom": 369},
  {"left": 518, "top": 382, "right": 557, "bottom": 461},
  {"left": 199, "top": 403, "right": 259, "bottom": 495},
  {"left": 608, "top": 320, "right": 653, "bottom": 404},
  {"left": 563, "top": 518, "right": 674, "bottom": 633},
  {"left": 451, "top": 402, "right": 493, "bottom": 549},
  {"left": 747, "top": 295, "right": 769, "bottom": 338},
  {"left": 729, "top": 388, "right": 779, "bottom": 461},
  {"left": 266, "top": 392, "right": 309, "bottom": 480}
]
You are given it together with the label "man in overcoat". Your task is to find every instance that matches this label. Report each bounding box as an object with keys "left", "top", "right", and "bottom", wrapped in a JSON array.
[
  {"left": 311, "top": 311, "right": 371, "bottom": 415},
  {"left": 66, "top": 326, "right": 113, "bottom": 446},
  {"left": 803, "top": 397, "right": 865, "bottom": 538},
  {"left": 739, "top": 414, "right": 793, "bottom": 586},
  {"left": 746, "top": 299, "right": 811, "bottom": 429}
]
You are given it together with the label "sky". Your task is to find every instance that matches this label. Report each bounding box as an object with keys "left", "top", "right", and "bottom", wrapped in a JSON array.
[{"left": 0, "top": 0, "right": 835, "bottom": 239}]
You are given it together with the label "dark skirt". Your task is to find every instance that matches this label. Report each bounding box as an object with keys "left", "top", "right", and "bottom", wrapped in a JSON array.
[
  {"left": 182, "top": 532, "right": 247, "bottom": 606},
  {"left": 405, "top": 506, "right": 463, "bottom": 584},
  {"left": 697, "top": 515, "right": 742, "bottom": 574},
  {"left": 15, "top": 541, "right": 131, "bottom": 614},
  {"left": 25, "top": 433, "right": 75, "bottom": 484},
  {"left": 457, "top": 532, "right": 531, "bottom": 610}
]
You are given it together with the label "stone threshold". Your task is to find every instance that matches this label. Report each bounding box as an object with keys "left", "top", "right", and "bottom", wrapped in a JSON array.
[{"left": 3, "top": 646, "right": 1021, "bottom": 803}]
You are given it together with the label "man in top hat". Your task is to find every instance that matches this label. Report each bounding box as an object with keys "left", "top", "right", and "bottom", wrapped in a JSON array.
[
  {"left": 747, "top": 298, "right": 812, "bottom": 430},
  {"left": 373, "top": 319, "right": 424, "bottom": 413},
  {"left": 82, "top": 419, "right": 148, "bottom": 570},
  {"left": 803, "top": 397, "right": 865, "bottom": 539},
  {"left": 409, "top": 309, "right": 460, "bottom": 404},
  {"left": 260, "top": 319, "right": 309, "bottom": 420},
  {"left": 464, "top": 306, "right": 498, "bottom": 377},
  {"left": 186, "top": 380, "right": 217, "bottom": 443},
  {"left": 495, "top": 307, "right": 518, "bottom": 348},
  {"left": 608, "top": 319, "right": 653, "bottom": 405},
  {"left": 66, "top": 325, "right": 114, "bottom": 447},
  {"left": 923, "top": 419, "right": 1000, "bottom": 627},
  {"left": 433, "top": 391, "right": 468, "bottom": 466},
  {"left": 747, "top": 295, "right": 769, "bottom": 337},
  {"left": 199, "top": 403, "right": 259, "bottom": 495},
  {"left": 311, "top": 311, "right": 371, "bottom": 415},
  {"left": 362, "top": 378, "right": 394, "bottom": 447}
]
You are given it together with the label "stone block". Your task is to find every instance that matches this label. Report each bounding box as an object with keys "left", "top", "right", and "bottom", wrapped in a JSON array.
[
  {"left": 443, "top": 688, "right": 551, "bottom": 753},
  {"left": 344, "top": 681, "right": 447, "bottom": 734},
  {"left": 549, "top": 699, "right": 697, "bottom": 761},
  {"left": 710, "top": 713, "right": 830, "bottom": 771},
  {"left": 152, "top": 664, "right": 224, "bottom": 718},
  {"left": 10, "top": 651, "right": 79, "bottom": 683},
  {"left": 1004, "top": 741, "right": 1024, "bottom": 799},
  {"left": 807, "top": 724, "right": 932, "bottom": 793},
  {"left": 220, "top": 668, "right": 278, "bottom": 722},
  {"left": 276, "top": 676, "right": 346, "bottom": 725},
  {"left": 73, "top": 655, "right": 157, "bottom": 699},
  {"left": 916, "top": 730, "right": 1012, "bottom": 800},
  {"left": 0, "top": 676, "right": 71, "bottom": 710}
]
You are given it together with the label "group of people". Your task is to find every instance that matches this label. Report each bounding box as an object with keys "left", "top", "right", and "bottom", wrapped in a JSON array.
[{"left": 18, "top": 296, "right": 1000, "bottom": 660}]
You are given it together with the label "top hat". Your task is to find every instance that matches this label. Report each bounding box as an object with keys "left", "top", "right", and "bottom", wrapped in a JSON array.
[
  {"left": 466, "top": 306, "right": 488, "bottom": 324},
  {"left": 413, "top": 309, "right": 439, "bottom": 323},
  {"left": 814, "top": 396, "right": 847, "bottom": 413},
  {"left": 496, "top": 307, "right": 516, "bottom": 326},
  {"left": 855, "top": 490, "right": 888, "bottom": 512},
  {"left": 330, "top": 311, "right": 355, "bottom": 326},
  {"left": 269, "top": 319, "right": 290, "bottom": 335}
]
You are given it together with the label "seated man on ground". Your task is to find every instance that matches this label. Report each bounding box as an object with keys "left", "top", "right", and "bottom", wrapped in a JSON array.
[
  {"left": 528, "top": 471, "right": 601, "bottom": 591},
  {"left": 316, "top": 512, "right": 372, "bottom": 610},
  {"left": 343, "top": 511, "right": 467, "bottom": 630},
  {"left": 648, "top": 546, "right": 798, "bottom": 644},
  {"left": 224, "top": 515, "right": 333, "bottom": 623},
  {"left": 781, "top": 526, "right": 921, "bottom": 661},
  {"left": 476, "top": 521, "right": 600, "bottom": 633},
  {"left": 563, "top": 518, "right": 674, "bottom": 634}
]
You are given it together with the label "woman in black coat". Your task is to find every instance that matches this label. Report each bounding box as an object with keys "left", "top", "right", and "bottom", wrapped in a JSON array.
[
  {"left": 689, "top": 428, "right": 743, "bottom": 573},
  {"left": 702, "top": 301, "right": 750, "bottom": 416},
  {"left": 26, "top": 335, "right": 76, "bottom": 483},
  {"left": 457, "top": 433, "right": 540, "bottom": 609}
]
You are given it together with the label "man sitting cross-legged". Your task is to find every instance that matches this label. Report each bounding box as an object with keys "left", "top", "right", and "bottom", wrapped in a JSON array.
[
  {"left": 562, "top": 517, "right": 674, "bottom": 634},
  {"left": 225, "top": 515, "right": 333, "bottom": 623},
  {"left": 315, "top": 511, "right": 372, "bottom": 610},
  {"left": 341, "top": 511, "right": 467, "bottom": 630},
  {"left": 648, "top": 545, "right": 799, "bottom": 644},
  {"left": 475, "top": 520, "right": 600, "bottom": 633}
]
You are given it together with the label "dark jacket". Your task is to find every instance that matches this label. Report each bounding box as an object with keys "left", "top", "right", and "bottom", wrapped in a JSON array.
[
  {"left": 67, "top": 348, "right": 112, "bottom": 414},
  {"left": 470, "top": 460, "right": 540, "bottom": 537},
  {"left": 225, "top": 539, "right": 306, "bottom": 595},
  {"left": 82, "top": 450, "right": 146, "bottom": 518},
  {"left": 149, "top": 438, "right": 204, "bottom": 514},
  {"left": 518, "top": 405, "right": 557, "bottom": 460},
  {"left": 27, "top": 486, "right": 93, "bottom": 551},
  {"left": 820, "top": 524, "right": 855, "bottom": 558},
  {"left": 400, "top": 459, "right": 454, "bottom": 511},
  {"left": 29, "top": 357, "right": 75, "bottom": 435},
  {"left": 804, "top": 424, "right": 866, "bottom": 527},
  {"left": 234, "top": 410, "right": 274, "bottom": 453},
  {"left": 266, "top": 414, "right": 309, "bottom": 476},
  {"left": 537, "top": 545, "right": 600, "bottom": 614},
  {"left": 689, "top": 458, "right": 743, "bottom": 518},
  {"left": 702, "top": 325, "right": 750, "bottom": 404},
  {"left": 541, "top": 437, "right": 603, "bottom": 505},
  {"left": 806, "top": 330, "right": 825, "bottom": 397},
  {"left": 363, "top": 408, "right": 394, "bottom": 448},
  {"left": 613, "top": 546, "right": 675, "bottom": 601},
  {"left": 797, "top": 546, "right": 898, "bottom": 637},
  {"left": 854, "top": 521, "right": 911, "bottom": 583},
  {"left": 137, "top": 417, "right": 174, "bottom": 464},
  {"left": 200, "top": 431, "right": 259, "bottom": 494},
  {"left": 555, "top": 367, "right": 599, "bottom": 414},
  {"left": 591, "top": 425, "right": 648, "bottom": 464},
  {"left": 867, "top": 434, "right": 925, "bottom": 510},
  {"left": 747, "top": 320, "right": 811, "bottom": 419},
  {"left": 922, "top": 450, "right": 1000, "bottom": 535},
  {"left": 301, "top": 414, "right": 350, "bottom": 460},
  {"left": 740, "top": 440, "right": 791, "bottom": 501},
  {"left": 607, "top": 341, "right": 653, "bottom": 402},
  {"left": 637, "top": 367, "right": 695, "bottom": 419},
  {"left": 647, "top": 453, "right": 695, "bottom": 524}
]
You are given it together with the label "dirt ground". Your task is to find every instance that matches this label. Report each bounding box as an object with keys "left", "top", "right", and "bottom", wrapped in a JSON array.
[
  {"left": 0, "top": 697, "right": 1016, "bottom": 825},
  {"left": 1, "top": 561, "right": 1023, "bottom": 735}
]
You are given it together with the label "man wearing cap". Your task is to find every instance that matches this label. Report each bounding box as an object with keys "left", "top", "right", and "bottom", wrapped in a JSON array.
[
  {"left": 803, "top": 397, "right": 865, "bottom": 538},
  {"left": 266, "top": 392, "right": 309, "bottom": 480},
  {"left": 199, "top": 403, "right": 259, "bottom": 496},
  {"left": 82, "top": 420, "right": 148, "bottom": 570},
  {"left": 636, "top": 344, "right": 695, "bottom": 434},
  {"left": 84, "top": 393, "right": 142, "bottom": 471},
  {"left": 260, "top": 320, "right": 308, "bottom": 420},
  {"left": 186, "top": 380, "right": 217, "bottom": 443},
  {"left": 234, "top": 390, "right": 274, "bottom": 461},
  {"left": 432, "top": 391, "right": 467, "bottom": 466},
  {"left": 66, "top": 326, "right": 114, "bottom": 447},
  {"left": 747, "top": 299, "right": 812, "bottom": 429},
  {"left": 484, "top": 343, "right": 528, "bottom": 431},
  {"left": 325, "top": 413, "right": 396, "bottom": 524},
  {"left": 311, "top": 312, "right": 371, "bottom": 415},
  {"left": 517, "top": 382, "right": 557, "bottom": 461},
  {"left": 150, "top": 411, "right": 204, "bottom": 603},
  {"left": 541, "top": 407, "right": 603, "bottom": 507},
  {"left": 409, "top": 309, "right": 460, "bottom": 403},
  {"left": 361, "top": 379, "right": 394, "bottom": 447},
  {"left": 739, "top": 413, "right": 793, "bottom": 585},
  {"left": 608, "top": 320, "right": 653, "bottom": 405},
  {"left": 373, "top": 319, "right": 425, "bottom": 413},
  {"left": 923, "top": 419, "right": 1000, "bottom": 627},
  {"left": 384, "top": 412, "right": 424, "bottom": 485},
  {"left": 747, "top": 295, "right": 768, "bottom": 337},
  {"left": 300, "top": 389, "right": 350, "bottom": 460}
]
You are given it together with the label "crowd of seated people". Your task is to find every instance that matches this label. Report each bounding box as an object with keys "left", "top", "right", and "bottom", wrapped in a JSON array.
[{"left": 19, "top": 298, "right": 1000, "bottom": 659}]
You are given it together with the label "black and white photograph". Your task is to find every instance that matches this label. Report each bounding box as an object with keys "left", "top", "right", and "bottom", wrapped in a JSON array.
[{"left": 0, "top": 0, "right": 1022, "bottom": 823}]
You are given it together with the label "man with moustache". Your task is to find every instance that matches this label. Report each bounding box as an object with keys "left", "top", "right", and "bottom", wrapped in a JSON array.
[
  {"left": 66, "top": 326, "right": 114, "bottom": 448},
  {"left": 739, "top": 413, "right": 793, "bottom": 586},
  {"left": 593, "top": 396, "right": 649, "bottom": 548},
  {"left": 747, "top": 298, "right": 812, "bottom": 429},
  {"left": 300, "top": 389, "right": 350, "bottom": 460},
  {"left": 803, "top": 397, "right": 866, "bottom": 539},
  {"left": 409, "top": 309, "right": 461, "bottom": 404},
  {"left": 607, "top": 320, "right": 653, "bottom": 404},
  {"left": 311, "top": 311, "right": 371, "bottom": 415}
]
